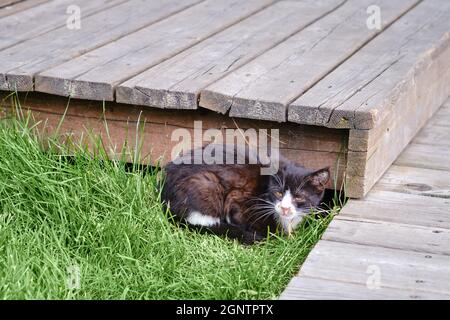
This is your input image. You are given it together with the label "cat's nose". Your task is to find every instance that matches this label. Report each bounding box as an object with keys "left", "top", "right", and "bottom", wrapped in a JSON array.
[{"left": 281, "top": 206, "right": 291, "bottom": 216}]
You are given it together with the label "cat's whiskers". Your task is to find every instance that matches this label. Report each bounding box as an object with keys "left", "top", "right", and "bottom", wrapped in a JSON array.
[
  {"left": 248, "top": 209, "right": 276, "bottom": 228},
  {"left": 246, "top": 195, "right": 272, "bottom": 203},
  {"left": 245, "top": 202, "right": 274, "bottom": 210},
  {"left": 245, "top": 205, "right": 275, "bottom": 218},
  {"left": 245, "top": 200, "right": 275, "bottom": 210},
  {"left": 247, "top": 196, "right": 273, "bottom": 204},
  {"left": 245, "top": 203, "right": 275, "bottom": 216},
  {"left": 244, "top": 197, "right": 278, "bottom": 229}
]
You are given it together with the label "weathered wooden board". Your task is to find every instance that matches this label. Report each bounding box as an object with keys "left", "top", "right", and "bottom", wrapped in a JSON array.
[
  {"left": 115, "top": 0, "right": 345, "bottom": 109},
  {"left": 343, "top": 39, "right": 450, "bottom": 199},
  {"left": 346, "top": 98, "right": 450, "bottom": 196},
  {"left": 413, "top": 125, "right": 450, "bottom": 147},
  {"left": 280, "top": 276, "right": 449, "bottom": 300},
  {"left": 0, "top": 0, "right": 126, "bottom": 50},
  {"left": 298, "top": 240, "right": 450, "bottom": 295},
  {"left": 376, "top": 165, "right": 450, "bottom": 198},
  {"left": 339, "top": 189, "right": 450, "bottom": 229},
  {"left": 0, "top": 0, "right": 48, "bottom": 18},
  {"left": 0, "top": 92, "right": 347, "bottom": 188},
  {"left": 199, "top": 0, "right": 419, "bottom": 122},
  {"left": 429, "top": 103, "right": 450, "bottom": 127},
  {"left": 0, "top": 0, "right": 203, "bottom": 91},
  {"left": 289, "top": 0, "right": 450, "bottom": 129},
  {"left": 282, "top": 96, "right": 450, "bottom": 299},
  {"left": 439, "top": 99, "right": 450, "bottom": 114},
  {"left": 34, "top": 0, "right": 275, "bottom": 101},
  {"left": 396, "top": 143, "right": 450, "bottom": 172},
  {"left": 0, "top": 0, "right": 22, "bottom": 8},
  {"left": 323, "top": 218, "right": 450, "bottom": 256}
]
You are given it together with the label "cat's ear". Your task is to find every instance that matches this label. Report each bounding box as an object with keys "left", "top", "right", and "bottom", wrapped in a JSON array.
[{"left": 306, "top": 167, "right": 330, "bottom": 193}]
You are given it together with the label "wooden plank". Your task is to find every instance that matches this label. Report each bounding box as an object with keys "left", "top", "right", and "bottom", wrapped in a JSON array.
[
  {"left": 289, "top": 0, "right": 450, "bottom": 129},
  {"left": 0, "top": 0, "right": 21, "bottom": 8},
  {"left": 396, "top": 143, "right": 450, "bottom": 172},
  {"left": 345, "top": 97, "right": 450, "bottom": 198},
  {"left": 440, "top": 99, "right": 450, "bottom": 113},
  {"left": 0, "top": 92, "right": 347, "bottom": 188},
  {"left": 115, "top": 0, "right": 345, "bottom": 109},
  {"left": 429, "top": 106, "right": 450, "bottom": 127},
  {"left": 33, "top": 0, "right": 275, "bottom": 101},
  {"left": 0, "top": 0, "right": 48, "bottom": 18},
  {"left": 339, "top": 189, "right": 450, "bottom": 229},
  {"left": 343, "top": 38, "right": 450, "bottom": 198},
  {"left": 297, "top": 240, "right": 450, "bottom": 295},
  {"left": 0, "top": 0, "right": 126, "bottom": 50},
  {"left": 376, "top": 165, "right": 450, "bottom": 198},
  {"left": 345, "top": 95, "right": 450, "bottom": 201},
  {"left": 347, "top": 101, "right": 450, "bottom": 155},
  {"left": 199, "top": 0, "right": 420, "bottom": 122},
  {"left": 0, "top": 0, "right": 204, "bottom": 91},
  {"left": 429, "top": 99, "right": 450, "bottom": 127},
  {"left": 280, "top": 276, "right": 450, "bottom": 300},
  {"left": 11, "top": 94, "right": 346, "bottom": 154},
  {"left": 414, "top": 125, "right": 450, "bottom": 147},
  {"left": 323, "top": 218, "right": 450, "bottom": 256}
]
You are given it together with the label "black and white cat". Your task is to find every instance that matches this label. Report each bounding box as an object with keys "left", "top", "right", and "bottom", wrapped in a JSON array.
[{"left": 162, "top": 145, "right": 330, "bottom": 244}]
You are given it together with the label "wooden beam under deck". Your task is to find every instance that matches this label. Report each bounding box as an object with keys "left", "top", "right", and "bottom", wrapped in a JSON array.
[{"left": 0, "top": 92, "right": 348, "bottom": 190}]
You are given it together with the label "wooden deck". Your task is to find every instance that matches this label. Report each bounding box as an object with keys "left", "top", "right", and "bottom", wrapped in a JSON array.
[
  {"left": 280, "top": 99, "right": 450, "bottom": 300},
  {"left": 1, "top": 0, "right": 449, "bottom": 197}
]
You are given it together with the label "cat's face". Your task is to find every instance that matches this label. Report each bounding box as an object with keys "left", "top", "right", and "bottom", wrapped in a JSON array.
[{"left": 265, "top": 165, "right": 330, "bottom": 232}]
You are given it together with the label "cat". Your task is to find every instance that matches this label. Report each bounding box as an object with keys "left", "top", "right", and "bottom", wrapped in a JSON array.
[{"left": 161, "top": 145, "right": 330, "bottom": 244}]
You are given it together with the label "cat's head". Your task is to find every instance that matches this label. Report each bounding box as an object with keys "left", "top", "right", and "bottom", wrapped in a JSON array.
[{"left": 264, "top": 164, "right": 330, "bottom": 232}]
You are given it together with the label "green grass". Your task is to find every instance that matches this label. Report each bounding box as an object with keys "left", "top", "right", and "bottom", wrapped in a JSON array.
[{"left": 0, "top": 99, "right": 342, "bottom": 300}]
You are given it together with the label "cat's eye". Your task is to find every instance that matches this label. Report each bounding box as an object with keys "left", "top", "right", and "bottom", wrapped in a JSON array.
[
  {"left": 295, "top": 196, "right": 305, "bottom": 203},
  {"left": 274, "top": 191, "right": 283, "bottom": 198}
]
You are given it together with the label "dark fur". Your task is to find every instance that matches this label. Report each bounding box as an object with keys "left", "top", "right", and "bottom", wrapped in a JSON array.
[{"left": 161, "top": 146, "right": 330, "bottom": 244}]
